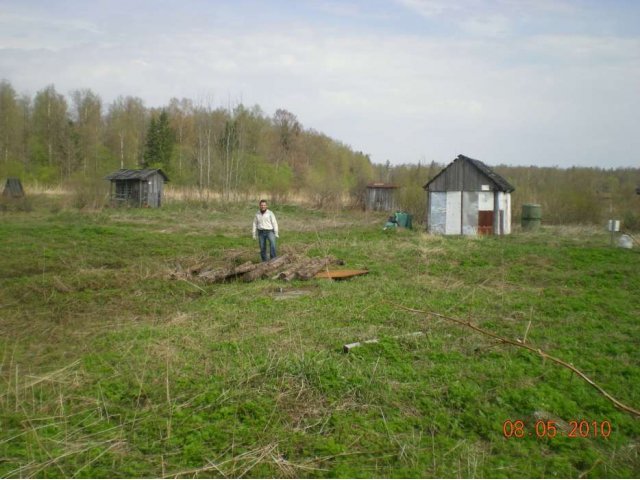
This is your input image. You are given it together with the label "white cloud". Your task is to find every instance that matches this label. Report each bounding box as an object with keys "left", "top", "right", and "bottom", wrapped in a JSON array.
[{"left": 0, "top": 1, "right": 638, "bottom": 167}]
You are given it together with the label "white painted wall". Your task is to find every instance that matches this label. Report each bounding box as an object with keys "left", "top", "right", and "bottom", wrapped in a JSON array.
[
  {"left": 504, "top": 193, "right": 511, "bottom": 234},
  {"left": 429, "top": 190, "right": 512, "bottom": 236},
  {"left": 479, "top": 191, "right": 493, "bottom": 211}
]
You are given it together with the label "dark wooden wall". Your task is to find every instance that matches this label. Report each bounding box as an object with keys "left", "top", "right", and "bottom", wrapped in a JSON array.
[{"left": 426, "top": 157, "right": 496, "bottom": 192}]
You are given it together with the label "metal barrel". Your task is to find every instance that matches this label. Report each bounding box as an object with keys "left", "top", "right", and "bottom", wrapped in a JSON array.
[{"left": 521, "top": 204, "right": 542, "bottom": 230}]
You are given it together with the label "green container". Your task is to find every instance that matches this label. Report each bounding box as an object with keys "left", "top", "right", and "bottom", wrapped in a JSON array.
[
  {"left": 522, "top": 204, "right": 542, "bottom": 220},
  {"left": 521, "top": 218, "right": 541, "bottom": 230},
  {"left": 521, "top": 204, "right": 542, "bottom": 230},
  {"left": 395, "top": 212, "right": 413, "bottom": 229}
]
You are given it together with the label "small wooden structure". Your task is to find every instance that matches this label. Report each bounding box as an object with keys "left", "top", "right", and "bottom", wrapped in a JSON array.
[
  {"left": 365, "top": 182, "right": 398, "bottom": 211},
  {"left": 423, "top": 154, "right": 514, "bottom": 235},
  {"left": 105, "top": 169, "right": 168, "bottom": 207},
  {"left": 2, "top": 178, "right": 25, "bottom": 198}
]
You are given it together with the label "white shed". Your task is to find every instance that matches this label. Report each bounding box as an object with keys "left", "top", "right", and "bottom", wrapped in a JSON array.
[{"left": 423, "top": 155, "right": 514, "bottom": 235}]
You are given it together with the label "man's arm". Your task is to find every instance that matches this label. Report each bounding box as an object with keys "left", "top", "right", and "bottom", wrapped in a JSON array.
[
  {"left": 252, "top": 215, "right": 257, "bottom": 239},
  {"left": 272, "top": 212, "right": 279, "bottom": 238}
]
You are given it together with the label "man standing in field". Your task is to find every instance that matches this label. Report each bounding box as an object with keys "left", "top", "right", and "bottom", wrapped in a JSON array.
[{"left": 252, "top": 199, "right": 279, "bottom": 262}]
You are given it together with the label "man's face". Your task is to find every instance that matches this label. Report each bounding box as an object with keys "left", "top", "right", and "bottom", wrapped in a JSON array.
[{"left": 259, "top": 202, "right": 267, "bottom": 213}]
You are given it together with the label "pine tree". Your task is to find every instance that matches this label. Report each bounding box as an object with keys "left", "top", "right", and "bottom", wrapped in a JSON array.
[{"left": 143, "top": 110, "right": 174, "bottom": 170}]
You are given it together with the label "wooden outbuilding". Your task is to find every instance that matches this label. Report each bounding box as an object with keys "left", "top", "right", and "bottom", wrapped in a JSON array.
[
  {"left": 105, "top": 168, "right": 168, "bottom": 207},
  {"left": 365, "top": 182, "right": 398, "bottom": 211},
  {"left": 423, "top": 155, "right": 514, "bottom": 235},
  {"left": 2, "top": 178, "right": 25, "bottom": 198}
]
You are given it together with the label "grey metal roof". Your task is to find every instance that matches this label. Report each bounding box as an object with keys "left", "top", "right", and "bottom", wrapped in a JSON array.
[
  {"left": 105, "top": 168, "right": 169, "bottom": 182},
  {"left": 423, "top": 154, "right": 514, "bottom": 192},
  {"left": 462, "top": 155, "right": 514, "bottom": 192}
]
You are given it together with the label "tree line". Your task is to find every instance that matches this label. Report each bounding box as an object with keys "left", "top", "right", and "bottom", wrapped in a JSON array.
[
  {"left": 1, "top": 80, "right": 638, "bottom": 227},
  {"left": 0, "top": 80, "right": 374, "bottom": 206}
]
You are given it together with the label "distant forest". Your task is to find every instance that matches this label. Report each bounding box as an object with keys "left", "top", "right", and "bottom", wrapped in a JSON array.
[{"left": 1, "top": 80, "right": 639, "bottom": 227}]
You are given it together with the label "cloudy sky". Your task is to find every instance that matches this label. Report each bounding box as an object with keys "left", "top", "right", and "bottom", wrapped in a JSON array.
[{"left": 1, "top": 0, "right": 639, "bottom": 168}]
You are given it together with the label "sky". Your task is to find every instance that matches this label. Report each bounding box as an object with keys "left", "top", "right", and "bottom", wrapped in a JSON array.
[{"left": 0, "top": 0, "right": 639, "bottom": 168}]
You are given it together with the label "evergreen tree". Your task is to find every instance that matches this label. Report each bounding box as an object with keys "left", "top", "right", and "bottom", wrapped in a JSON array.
[{"left": 143, "top": 110, "right": 174, "bottom": 170}]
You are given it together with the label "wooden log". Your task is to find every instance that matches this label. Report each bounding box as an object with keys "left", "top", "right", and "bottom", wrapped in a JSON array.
[
  {"left": 199, "top": 261, "right": 257, "bottom": 283},
  {"left": 232, "top": 261, "right": 259, "bottom": 275},
  {"left": 274, "top": 257, "right": 316, "bottom": 281},
  {"left": 295, "top": 256, "right": 342, "bottom": 280},
  {"left": 242, "top": 254, "right": 291, "bottom": 282}
]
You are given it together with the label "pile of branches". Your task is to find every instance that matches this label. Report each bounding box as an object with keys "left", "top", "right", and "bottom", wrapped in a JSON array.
[{"left": 170, "top": 254, "right": 344, "bottom": 284}]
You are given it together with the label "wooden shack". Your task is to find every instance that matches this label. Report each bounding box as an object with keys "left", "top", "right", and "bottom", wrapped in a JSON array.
[
  {"left": 2, "top": 178, "right": 25, "bottom": 198},
  {"left": 105, "top": 168, "right": 168, "bottom": 207},
  {"left": 365, "top": 182, "right": 398, "bottom": 211},
  {"left": 423, "top": 154, "right": 514, "bottom": 235}
]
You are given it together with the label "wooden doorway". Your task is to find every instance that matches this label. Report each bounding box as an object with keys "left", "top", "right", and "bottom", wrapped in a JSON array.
[{"left": 478, "top": 211, "right": 494, "bottom": 235}]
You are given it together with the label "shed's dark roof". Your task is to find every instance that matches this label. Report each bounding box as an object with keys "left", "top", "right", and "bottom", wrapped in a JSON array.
[
  {"left": 464, "top": 155, "right": 514, "bottom": 192},
  {"left": 366, "top": 182, "right": 399, "bottom": 189},
  {"left": 423, "top": 154, "right": 514, "bottom": 192},
  {"left": 105, "top": 168, "right": 169, "bottom": 182}
]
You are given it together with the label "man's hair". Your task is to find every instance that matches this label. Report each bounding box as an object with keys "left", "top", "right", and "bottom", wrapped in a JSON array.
[{"left": 259, "top": 199, "right": 267, "bottom": 205}]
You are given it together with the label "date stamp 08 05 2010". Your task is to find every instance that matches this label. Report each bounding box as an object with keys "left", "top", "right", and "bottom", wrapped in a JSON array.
[{"left": 502, "top": 419, "right": 611, "bottom": 439}]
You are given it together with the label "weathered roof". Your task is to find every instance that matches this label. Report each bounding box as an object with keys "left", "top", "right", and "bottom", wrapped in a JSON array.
[
  {"left": 366, "top": 182, "right": 399, "bottom": 189},
  {"left": 423, "top": 154, "right": 514, "bottom": 192},
  {"left": 105, "top": 168, "right": 169, "bottom": 182},
  {"left": 463, "top": 155, "right": 514, "bottom": 192}
]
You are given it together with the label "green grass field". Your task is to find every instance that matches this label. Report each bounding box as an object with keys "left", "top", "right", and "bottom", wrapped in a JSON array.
[{"left": 1, "top": 197, "right": 639, "bottom": 478}]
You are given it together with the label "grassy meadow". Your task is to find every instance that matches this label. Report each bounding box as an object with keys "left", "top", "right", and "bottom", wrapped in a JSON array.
[{"left": 1, "top": 193, "right": 639, "bottom": 478}]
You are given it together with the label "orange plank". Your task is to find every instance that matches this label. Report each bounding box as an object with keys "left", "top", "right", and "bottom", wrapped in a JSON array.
[{"left": 314, "top": 269, "right": 369, "bottom": 279}]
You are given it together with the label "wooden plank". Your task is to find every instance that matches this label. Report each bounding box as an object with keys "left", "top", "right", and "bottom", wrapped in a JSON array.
[{"left": 315, "top": 269, "right": 368, "bottom": 279}]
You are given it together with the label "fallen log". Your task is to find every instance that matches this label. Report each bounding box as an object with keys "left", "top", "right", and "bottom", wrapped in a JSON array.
[
  {"left": 172, "top": 254, "right": 346, "bottom": 284},
  {"left": 274, "top": 257, "right": 316, "bottom": 281},
  {"left": 274, "top": 262, "right": 305, "bottom": 282},
  {"left": 199, "top": 261, "right": 256, "bottom": 283},
  {"left": 274, "top": 256, "right": 343, "bottom": 281},
  {"left": 242, "top": 254, "right": 291, "bottom": 282},
  {"left": 295, "top": 256, "right": 342, "bottom": 280}
]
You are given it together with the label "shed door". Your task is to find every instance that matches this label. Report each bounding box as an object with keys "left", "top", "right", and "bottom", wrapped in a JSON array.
[
  {"left": 429, "top": 192, "right": 446, "bottom": 234},
  {"left": 462, "top": 192, "right": 478, "bottom": 235},
  {"left": 445, "top": 191, "right": 462, "bottom": 235},
  {"left": 478, "top": 211, "right": 494, "bottom": 235}
]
